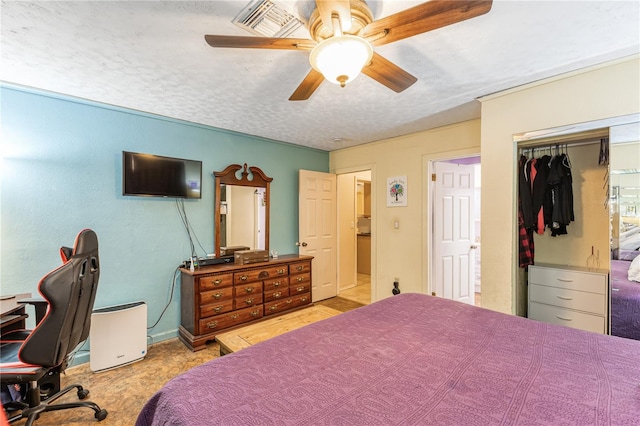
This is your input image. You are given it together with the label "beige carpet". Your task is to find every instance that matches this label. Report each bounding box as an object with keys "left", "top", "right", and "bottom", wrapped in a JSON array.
[{"left": 7, "top": 297, "right": 364, "bottom": 425}]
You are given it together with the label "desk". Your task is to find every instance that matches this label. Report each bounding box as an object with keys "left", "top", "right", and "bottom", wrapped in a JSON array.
[{"left": 0, "top": 293, "right": 32, "bottom": 333}]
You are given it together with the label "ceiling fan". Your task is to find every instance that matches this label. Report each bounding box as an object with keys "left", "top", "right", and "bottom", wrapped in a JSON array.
[{"left": 204, "top": 0, "right": 493, "bottom": 101}]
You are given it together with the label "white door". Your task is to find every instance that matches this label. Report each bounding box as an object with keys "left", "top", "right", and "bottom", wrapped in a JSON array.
[
  {"left": 433, "top": 162, "right": 476, "bottom": 305},
  {"left": 298, "top": 170, "right": 338, "bottom": 302}
]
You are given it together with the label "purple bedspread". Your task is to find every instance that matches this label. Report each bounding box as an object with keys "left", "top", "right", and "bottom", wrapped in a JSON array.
[
  {"left": 611, "top": 259, "right": 640, "bottom": 340},
  {"left": 136, "top": 293, "right": 640, "bottom": 425}
]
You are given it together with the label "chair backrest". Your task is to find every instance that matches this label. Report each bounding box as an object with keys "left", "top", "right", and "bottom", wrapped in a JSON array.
[{"left": 20, "top": 229, "right": 100, "bottom": 368}]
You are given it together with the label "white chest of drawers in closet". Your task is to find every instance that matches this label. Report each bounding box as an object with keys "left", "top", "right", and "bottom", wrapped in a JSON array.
[{"left": 528, "top": 264, "right": 608, "bottom": 334}]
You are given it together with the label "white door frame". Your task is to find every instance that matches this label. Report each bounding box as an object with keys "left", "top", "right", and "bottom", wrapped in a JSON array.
[
  {"left": 334, "top": 164, "right": 376, "bottom": 303},
  {"left": 424, "top": 151, "right": 480, "bottom": 298}
]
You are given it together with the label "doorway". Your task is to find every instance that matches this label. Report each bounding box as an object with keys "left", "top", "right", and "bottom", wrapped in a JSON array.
[
  {"left": 430, "top": 156, "right": 481, "bottom": 306},
  {"left": 336, "top": 170, "right": 372, "bottom": 305}
]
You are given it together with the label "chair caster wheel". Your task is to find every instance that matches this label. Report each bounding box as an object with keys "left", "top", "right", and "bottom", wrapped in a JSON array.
[
  {"left": 95, "top": 409, "right": 108, "bottom": 421},
  {"left": 77, "top": 388, "right": 90, "bottom": 399}
]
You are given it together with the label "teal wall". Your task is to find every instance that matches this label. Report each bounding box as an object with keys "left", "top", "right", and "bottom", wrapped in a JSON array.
[{"left": 0, "top": 85, "right": 328, "bottom": 361}]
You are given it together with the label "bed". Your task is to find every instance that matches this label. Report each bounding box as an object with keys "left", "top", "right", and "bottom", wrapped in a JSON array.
[
  {"left": 611, "top": 258, "right": 640, "bottom": 341},
  {"left": 136, "top": 293, "right": 640, "bottom": 425}
]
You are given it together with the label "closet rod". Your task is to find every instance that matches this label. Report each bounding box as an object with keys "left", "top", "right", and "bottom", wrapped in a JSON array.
[{"left": 518, "top": 139, "right": 601, "bottom": 152}]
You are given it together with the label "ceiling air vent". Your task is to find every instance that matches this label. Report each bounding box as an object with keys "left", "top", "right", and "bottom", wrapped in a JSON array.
[{"left": 233, "top": 0, "right": 304, "bottom": 38}]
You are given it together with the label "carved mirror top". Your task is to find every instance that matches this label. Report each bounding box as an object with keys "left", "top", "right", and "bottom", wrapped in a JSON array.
[{"left": 214, "top": 163, "right": 273, "bottom": 187}]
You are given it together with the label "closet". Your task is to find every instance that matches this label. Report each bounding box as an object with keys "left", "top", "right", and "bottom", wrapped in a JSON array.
[
  {"left": 516, "top": 132, "right": 611, "bottom": 333},
  {"left": 514, "top": 116, "right": 640, "bottom": 340}
]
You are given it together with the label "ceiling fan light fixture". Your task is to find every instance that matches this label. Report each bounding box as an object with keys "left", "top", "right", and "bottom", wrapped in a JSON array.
[{"left": 309, "top": 35, "right": 373, "bottom": 87}]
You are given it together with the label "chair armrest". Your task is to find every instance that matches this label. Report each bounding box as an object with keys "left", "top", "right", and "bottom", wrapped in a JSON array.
[{"left": 17, "top": 297, "right": 47, "bottom": 324}]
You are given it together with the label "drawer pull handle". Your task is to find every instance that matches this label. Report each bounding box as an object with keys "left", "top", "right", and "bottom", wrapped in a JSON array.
[
  {"left": 301, "top": 297, "right": 308, "bottom": 302},
  {"left": 297, "top": 286, "right": 305, "bottom": 292},
  {"left": 296, "top": 266, "right": 303, "bottom": 271},
  {"left": 251, "top": 310, "right": 260, "bottom": 317},
  {"left": 273, "top": 281, "right": 281, "bottom": 287},
  {"left": 245, "top": 298, "right": 254, "bottom": 305},
  {"left": 213, "top": 293, "right": 223, "bottom": 300},
  {"left": 297, "top": 277, "right": 304, "bottom": 282},
  {"left": 557, "top": 278, "right": 573, "bottom": 282},
  {"left": 556, "top": 295, "right": 573, "bottom": 300},
  {"left": 269, "top": 305, "right": 277, "bottom": 311},
  {"left": 213, "top": 279, "right": 222, "bottom": 285},
  {"left": 207, "top": 321, "right": 218, "bottom": 329},
  {"left": 240, "top": 275, "right": 248, "bottom": 281},
  {"left": 556, "top": 316, "right": 572, "bottom": 321},
  {"left": 245, "top": 287, "right": 254, "bottom": 293},
  {"left": 231, "top": 314, "right": 239, "bottom": 319},
  {"left": 274, "top": 291, "right": 282, "bottom": 298},
  {"left": 214, "top": 306, "right": 223, "bottom": 313},
  {"left": 286, "top": 299, "right": 293, "bottom": 304},
  {"left": 277, "top": 268, "right": 286, "bottom": 275}
]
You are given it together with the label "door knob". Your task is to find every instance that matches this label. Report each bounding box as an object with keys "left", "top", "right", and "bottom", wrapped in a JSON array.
[{"left": 295, "top": 242, "right": 308, "bottom": 247}]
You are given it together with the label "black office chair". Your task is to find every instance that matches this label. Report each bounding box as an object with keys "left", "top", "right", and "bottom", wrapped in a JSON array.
[{"left": 0, "top": 229, "right": 108, "bottom": 424}]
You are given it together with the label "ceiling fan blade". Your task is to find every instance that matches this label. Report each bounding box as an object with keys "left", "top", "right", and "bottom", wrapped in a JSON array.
[
  {"left": 361, "top": 52, "right": 417, "bottom": 93},
  {"left": 315, "top": 0, "right": 353, "bottom": 33},
  {"left": 362, "top": 0, "right": 493, "bottom": 46},
  {"left": 204, "top": 35, "right": 316, "bottom": 50},
  {"left": 289, "top": 69, "right": 325, "bottom": 101}
]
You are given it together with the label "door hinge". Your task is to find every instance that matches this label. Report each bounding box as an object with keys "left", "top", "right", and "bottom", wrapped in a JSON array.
[{"left": 431, "top": 173, "right": 436, "bottom": 182}]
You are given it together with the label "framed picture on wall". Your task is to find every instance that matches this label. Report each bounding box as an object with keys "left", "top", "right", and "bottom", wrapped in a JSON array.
[{"left": 387, "top": 176, "right": 407, "bottom": 207}]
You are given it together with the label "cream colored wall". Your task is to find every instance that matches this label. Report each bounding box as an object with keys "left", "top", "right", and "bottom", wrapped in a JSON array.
[
  {"left": 481, "top": 56, "right": 640, "bottom": 314},
  {"left": 330, "top": 120, "right": 481, "bottom": 300}
]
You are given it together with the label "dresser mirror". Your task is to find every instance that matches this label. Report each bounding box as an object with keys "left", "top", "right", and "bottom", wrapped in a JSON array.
[{"left": 214, "top": 164, "right": 272, "bottom": 258}]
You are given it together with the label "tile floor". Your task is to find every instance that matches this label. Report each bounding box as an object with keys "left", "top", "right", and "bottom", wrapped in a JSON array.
[{"left": 338, "top": 273, "right": 371, "bottom": 305}]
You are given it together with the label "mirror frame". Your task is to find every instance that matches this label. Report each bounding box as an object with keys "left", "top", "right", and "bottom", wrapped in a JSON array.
[{"left": 214, "top": 163, "right": 272, "bottom": 258}]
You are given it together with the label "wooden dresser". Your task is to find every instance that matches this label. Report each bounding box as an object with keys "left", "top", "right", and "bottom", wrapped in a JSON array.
[
  {"left": 528, "top": 264, "right": 608, "bottom": 334},
  {"left": 179, "top": 254, "right": 313, "bottom": 351}
]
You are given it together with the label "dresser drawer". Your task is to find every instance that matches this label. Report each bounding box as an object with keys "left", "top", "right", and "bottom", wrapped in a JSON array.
[
  {"left": 290, "top": 281, "right": 310, "bottom": 295},
  {"left": 200, "top": 299, "right": 234, "bottom": 318},
  {"left": 264, "top": 288, "right": 289, "bottom": 302},
  {"left": 290, "top": 272, "right": 310, "bottom": 286},
  {"left": 529, "top": 284, "right": 606, "bottom": 315},
  {"left": 264, "top": 293, "right": 311, "bottom": 316},
  {"left": 528, "top": 266, "right": 606, "bottom": 294},
  {"left": 528, "top": 302, "right": 605, "bottom": 333},
  {"left": 234, "top": 266, "right": 288, "bottom": 284},
  {"left": 235, "top": 282, "right": 263, "bottom": 297},
  {"left": 289, "top": 261, "right": 311, "bottom": 275},
  {"left": 199, "top": 306, "right": 263, "bottom": 332},
  {"left": 200, "top": 287, "right": 233, "bottom": 304},
  {"left": 264, "top": 277, "right": 289, "bottom": 292},
  {"left": 199, "top": 273, "right": 233, "bottom": 291},
  {"left": 235, "top": 292, "right": 263, "bottom": 309}
]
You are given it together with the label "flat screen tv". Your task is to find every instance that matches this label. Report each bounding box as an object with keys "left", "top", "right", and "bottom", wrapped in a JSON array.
[{"left": 122, "top": 151, "right": 202, "bottom": 199}]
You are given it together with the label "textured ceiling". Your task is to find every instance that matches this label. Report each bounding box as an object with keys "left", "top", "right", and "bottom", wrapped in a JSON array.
[{"left": 1, "top": 1, "right": 639, "bottom": 151}]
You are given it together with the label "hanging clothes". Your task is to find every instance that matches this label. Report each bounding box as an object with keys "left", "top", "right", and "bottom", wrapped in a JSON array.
[
  {"left": 599, "top": 137, "right": 609, "bottom": 166},
  {"left": 547, "top": 152, "right": 574, "bottom": 236},
  {"left": 518, "top": 155, "right": 535, "bottom": 267},
  {"left": 519, "top": 155, "right": 535, "bottom": 229},
  {"left": 531, "top": 155, "right": 551, "bottom": 235},
  {"left": 518, "top": 146, "right": 575, "bottom": 268}
]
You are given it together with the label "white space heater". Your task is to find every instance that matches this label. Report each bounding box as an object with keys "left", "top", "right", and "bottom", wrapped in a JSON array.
[{"left": 90, "top": 301, "right": 147, "bottom": 373}]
